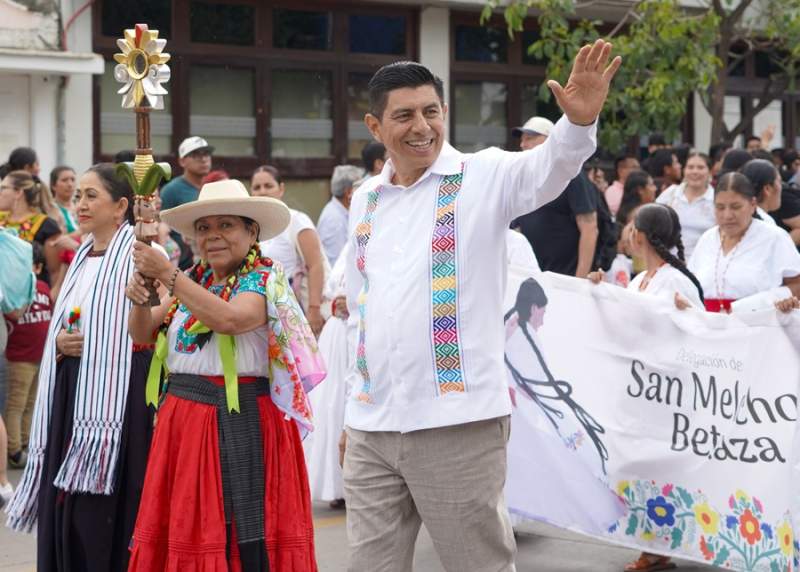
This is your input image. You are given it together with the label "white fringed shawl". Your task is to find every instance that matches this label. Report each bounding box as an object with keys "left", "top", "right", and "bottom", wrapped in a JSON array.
[{"left": 6, "top": 224, "right": 135, "bottom": 532}]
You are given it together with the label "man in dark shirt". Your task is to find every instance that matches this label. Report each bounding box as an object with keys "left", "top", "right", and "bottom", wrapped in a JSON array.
[
  {"left": 775, "top": 183, "right": 800, "bottom": 251},
  {"left": 511, "top": 116, "right": 599, "bottom": 276}
]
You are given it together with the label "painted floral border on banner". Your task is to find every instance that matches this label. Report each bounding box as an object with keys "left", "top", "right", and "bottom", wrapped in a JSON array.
[{"left": 610, "top": 480, "right": 798, "bottom": 571}]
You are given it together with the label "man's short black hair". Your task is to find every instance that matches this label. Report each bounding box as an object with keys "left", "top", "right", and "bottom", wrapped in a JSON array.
[
  {"left": 361, "top": 141, "right": 386, "bottom": 173},
  {"left": 750, "top": 148, "right": 773, "bottom": 162},
  {"left": 368, "top": 61, "right": 445, "bottom": 119},
  {"left": 709, "top": 142, "right": 731, "bottom": 163},
  {"left": 614, "top": 154, "right": 637, "bottom": 168},
  {"left": 649, "top": 133, "right": 666, "bottom": 146},
  {"left": 674, "top": 143, "right": 691, "bottom": 167},
  {"left": 745, "top": 135, "right": 762, "bottom": 146},
  {"left": 646, "top": 148, "right": 676, "bottom": 178},
  {"left": 613, "top": 154, "right": 638, "bottom": 178},
  {"left": 114, "top": 149, "right": 136, "bottom": 163}
]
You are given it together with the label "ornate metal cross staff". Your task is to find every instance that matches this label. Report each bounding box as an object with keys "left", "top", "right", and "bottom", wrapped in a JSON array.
[{"left": 113, "top": 23, "right": 172, "bottom": 305}]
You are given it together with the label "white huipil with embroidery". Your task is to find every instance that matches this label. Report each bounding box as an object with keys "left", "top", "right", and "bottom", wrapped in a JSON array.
[
  {"left": 655, "top": 183, "right": 716, "bottom": 259},
  {"left": 689, "top": 218, "right": 800, "bottom": 300},
  {"left": 344, "top": 116, "right": 597, "bottom": 433}
]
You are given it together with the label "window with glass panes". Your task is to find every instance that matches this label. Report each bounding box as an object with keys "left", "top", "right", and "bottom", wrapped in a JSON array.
[
  {"left": 93, "top": 0, "right": 417, "bottom": 188},
  {"left": 450, "top": 12, "right": 558, "bottom": 153}
]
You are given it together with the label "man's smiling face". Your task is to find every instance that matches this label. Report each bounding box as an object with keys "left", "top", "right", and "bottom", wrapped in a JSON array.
[{"left": 366, "top": 84, "right": 447, "bottom": 180}]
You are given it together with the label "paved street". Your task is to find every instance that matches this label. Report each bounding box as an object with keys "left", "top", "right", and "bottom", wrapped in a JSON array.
[{"left": 0, "top": 468, "right": 717, "bottom": 572}]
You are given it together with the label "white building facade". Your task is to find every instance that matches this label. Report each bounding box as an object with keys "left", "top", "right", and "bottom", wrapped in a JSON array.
[{"left": 0, "top": 0, "right": 102, "bottom": 177}]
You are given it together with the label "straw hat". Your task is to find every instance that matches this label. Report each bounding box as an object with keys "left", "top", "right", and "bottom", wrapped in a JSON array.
[{"left": 159, "top": 179, "right": 290, "bottom": 241}]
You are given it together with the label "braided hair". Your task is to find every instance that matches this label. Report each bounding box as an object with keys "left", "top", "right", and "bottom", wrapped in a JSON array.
[{"left": 634, "top": 203, "right": 704, "bottom": 303}]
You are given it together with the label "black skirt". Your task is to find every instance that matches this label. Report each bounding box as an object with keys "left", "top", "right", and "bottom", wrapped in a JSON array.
[{"left": 36, "top": 351, "right": 155, "bottom": 572}]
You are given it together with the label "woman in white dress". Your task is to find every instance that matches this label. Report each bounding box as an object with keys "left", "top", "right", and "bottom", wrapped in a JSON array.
[
  {"left": 590, "top": 204, "right": 704, "bottom": 310},
  {"left": 303, "top": 242, "right": 353, "bottom": 508},
  {"left": 689, "top": 172, "right": 800, "bottom": 313},
  {"left": 251, "top": 165, "right": 327, "bottom": 336},
  {"left": 626, "top": 204, "right": 704, "bottom": 308},
  {"left": 740, "top": 159, "right": 782, "bottom": 226},
  {"left": 655, "top": 152, "right": 715, "bottom": 260}
]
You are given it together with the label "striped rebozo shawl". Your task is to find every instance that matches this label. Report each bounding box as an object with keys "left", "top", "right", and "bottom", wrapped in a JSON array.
[{"left": 6, "top": 224, "right": 136, "bottom": 532}]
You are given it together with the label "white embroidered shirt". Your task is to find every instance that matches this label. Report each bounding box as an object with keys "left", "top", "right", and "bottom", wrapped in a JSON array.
[{"left": 344, "top": 116, "right": 597, "bottom": 432}]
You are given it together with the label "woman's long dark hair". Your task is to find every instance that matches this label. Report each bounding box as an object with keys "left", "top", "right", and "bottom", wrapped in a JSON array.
[
  {"left": 618, "top": 170, "right": 651, "bottom": 225},
  {"left": 504, "top": 278, "right": 609, "bottom": 474},
  {"left": 718, "top": 149, "right": 751, "bottom": 179},
  {"left": 634, "top": 204, "right": 704, "bottom": 303}
]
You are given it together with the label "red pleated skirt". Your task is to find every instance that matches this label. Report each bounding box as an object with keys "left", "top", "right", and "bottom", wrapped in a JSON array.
[{"left": 128, "top": 376, "right": 318, "bottom": 571}]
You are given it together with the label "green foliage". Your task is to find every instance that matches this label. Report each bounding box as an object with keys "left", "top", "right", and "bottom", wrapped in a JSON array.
[
  {"left": 485, "top": 0, "right": 718, "bottom": 152},
  {"left": 758, "top": 0, "right": 800, "bottom": 91},
  {"left": 678, "top": 486, "right": 693, "bottom": 509},
  {"left": 485, "top": 0, "right": 800, "bottom": 150}
]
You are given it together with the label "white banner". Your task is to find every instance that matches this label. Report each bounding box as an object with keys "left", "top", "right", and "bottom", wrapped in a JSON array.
[{"left": 504, "top": 268, "right": 800, "bottom": 571}]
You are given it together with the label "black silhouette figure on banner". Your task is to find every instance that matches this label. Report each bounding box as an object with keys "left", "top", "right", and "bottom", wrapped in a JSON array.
[
  {"left": 504, "top": 277, "right": 609, "bottom": 475},
  {"left": 503, "top": 276, "right": 625, "bottom": 532}
]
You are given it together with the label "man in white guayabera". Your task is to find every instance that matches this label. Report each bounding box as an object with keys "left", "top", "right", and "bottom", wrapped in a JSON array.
[{"left": 340, "top": 40, "right": 622, "bottom": 572}]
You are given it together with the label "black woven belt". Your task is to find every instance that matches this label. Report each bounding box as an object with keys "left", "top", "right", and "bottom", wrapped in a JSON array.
[{"left": 167, "top": 374, "right": 270, "bottom": 571}]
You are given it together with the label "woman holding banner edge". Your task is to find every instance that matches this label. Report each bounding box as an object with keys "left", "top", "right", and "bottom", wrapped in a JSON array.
[
  {"left": 689, "top": 172, "right": 800, "bottom": 314},
  {"left": 589, "top": 203, "right": 704, "bottom": 311}
]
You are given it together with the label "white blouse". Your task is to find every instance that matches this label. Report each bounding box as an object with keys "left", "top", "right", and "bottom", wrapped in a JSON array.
[
  {"left": 756, "top": 206, "right": 776, "bottom": 226},
  {"left": 61, "top": 257, "right": 102, "bottom": 329},
  {"left": 628, "top": 264, "right": 703, "bottom": 308},
  {"left": 688, "top": 219, "right": 800, "bottom": 300},
  {"left": 165, "top": 268, "right": 270, "bottom": 377},
  {"left": 655, "top": 183, "right": 716, "bottom": 259},
  {"left": 506, "top": 229, "right": 540, "bottom": 270},
  {"left": 260, "top": 209, "right": 315, "bottom": 277},
  {"left": 60, "top": 242, "right": 169, "bottom": 329}
]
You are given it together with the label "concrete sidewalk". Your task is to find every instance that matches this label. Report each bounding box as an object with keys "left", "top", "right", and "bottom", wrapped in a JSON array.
[{"left": 0, "top": 467, "right": 715, "bottom": 571}]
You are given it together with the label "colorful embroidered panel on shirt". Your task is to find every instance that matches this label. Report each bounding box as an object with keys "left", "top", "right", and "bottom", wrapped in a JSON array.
[
  {"left": 353, "top": 187, "right": 382, "bottom": 403},
  {"left": 431, "top": 171, "right": 465, "bottom": 394}
]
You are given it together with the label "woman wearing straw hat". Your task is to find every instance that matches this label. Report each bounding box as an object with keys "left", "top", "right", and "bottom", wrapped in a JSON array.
[{"left": 125, "top": 179, "right": 325, "bottom": 571}]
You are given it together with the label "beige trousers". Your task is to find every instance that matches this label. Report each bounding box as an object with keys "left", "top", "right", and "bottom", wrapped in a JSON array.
[
  {"left": 4, "top": 360, "right": 39, "bottom": 454},
  {"left": 343, "top": 416, "right": 516, "bottom": 572}
]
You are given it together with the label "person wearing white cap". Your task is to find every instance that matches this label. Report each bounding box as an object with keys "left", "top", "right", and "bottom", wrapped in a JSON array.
[
  {"left": 159, "top": 136, "right": 215, "bottom": 211},
  {"left": 124, "top": 179, "right": 326, "bottom": 570},
  {"left": 511, "top": 116, "right": 555, "bottom": 150},
  {"left": 513, "top": 115, "right": 600, "bottom": 278}
]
